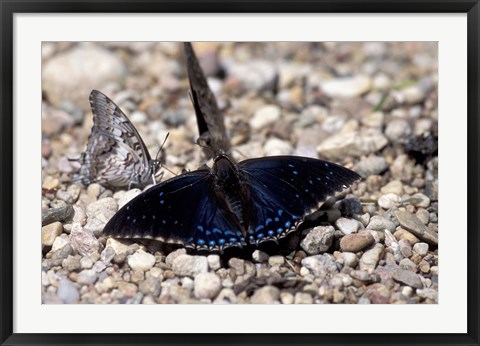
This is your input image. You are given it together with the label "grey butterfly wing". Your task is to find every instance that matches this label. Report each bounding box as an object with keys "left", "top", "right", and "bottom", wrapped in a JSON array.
[
  {"left": 184, "top": 42, "right": 230, "bottom": 156},
  {"left": 79, "top": 90, "right": 153, "bottom": 188}
]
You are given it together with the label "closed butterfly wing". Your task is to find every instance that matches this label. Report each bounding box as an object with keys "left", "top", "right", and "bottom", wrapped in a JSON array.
[
  {"left": 184, "top": 42, "right": 230, "bottom": 156},
  {"left": 103, "top": 170, "right": 248, "bottom": 252},
  {"left": 238, "top": 156, "right": 361, "bottom": 244},
  {"left": 79, "top": 90, "right": 159, "bottom": 189}
]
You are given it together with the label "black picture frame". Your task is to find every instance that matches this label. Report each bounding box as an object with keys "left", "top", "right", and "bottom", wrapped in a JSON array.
[{"left": 1, "top": 1, "right": 479, "bottom": 345}]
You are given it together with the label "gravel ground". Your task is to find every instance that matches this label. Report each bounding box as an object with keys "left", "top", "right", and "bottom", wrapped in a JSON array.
[{"left": 41, "top": 42, "right": 438, "bottom": 304}]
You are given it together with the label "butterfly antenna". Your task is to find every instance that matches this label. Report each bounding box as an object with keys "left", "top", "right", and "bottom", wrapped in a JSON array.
[
  {"left": 155, "top": 132, "right": 170, "bottom": 161},
  {"left": 232, "top": 148, "right": 248, "bottom": 160},
  {"left": 162, "top": 165, "right": 178, "bottom": 177}
]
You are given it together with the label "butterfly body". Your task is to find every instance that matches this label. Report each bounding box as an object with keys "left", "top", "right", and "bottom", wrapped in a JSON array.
[
  {"left": 103, "top": 152, "right": 360, "bottom": 254},
  {"left": 77, "top": 90, "right": 163, "bottom": 189}
]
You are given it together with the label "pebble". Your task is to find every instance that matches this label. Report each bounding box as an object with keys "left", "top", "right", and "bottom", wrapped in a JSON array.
[
  {"left": 280, "top": 292, "right": 294, "bottom": 304},
  {"left": 385, "top": 119, "right": 411, "bottom": 142},
  {"left": 62, "top": 255, "right": 81, "bottom": 272},
  {"left": 227, "top": 60, "right": 277, "bottom": 91},
  {"left": 359, "top": 244, "right": 384, "bottom": 272},
  {"left": 335, "top": 217, "right": 360, "bottom": 235},
  {"left": 70, "top": 223, "right": 101, "bottom": 258},
  {"left": 367, "top": 215, "right": 396, "bottom": 232},
  {"left": 362, "top": 111, "right": 384, "bottom": 128},
  {"left": 340, "top": 231, "right": 374, "bottom": 252},
  {"left": 294, "top": 292, "right": 313, "bottom": 304},
  {"left": 93, "top": 261, "right": 106, "bottom": 273},
  {"left": 127, "top": 250, "right": 156, "bottom": 271},
  {"left": 139, "top": 278, "right": 161, "bottom": 296},
  {"left": 252, "top": 250, "right": 269, "bottom": 263},
  {"left": 207, "top": 255, "right": 221, "bottom": 271},
  {"left": 228, "top": 258, "right": 245, "bottom": 275},
  {"left": 41, "top": 222, "right": 63, "bottom": 247},
  {"left": 80, "top": 256, "right": 94, "bottom": 269},
  {"left": 392, "top": 269, "right": 424, "bottom": 288},
  {"left": 85, "top": 197, "right": 118, "bottom": 237},
  {"left": 172, "top": 255, "right": 208, "bottom": 277},
  {"left": 341, "top": 252, "right": 359, "bottom": 268},
  {"left": 317, "top": 130, "right": 388, "bottom": 160},
  {"left": 394, "top": 229, "right": 420, "bottom": 245},
  {"left": 407, "top": 193, "right": 431, "bottom": 208},
  {"left": 300, "top": 226, "right": 335, "bottom": 255},
  {"left": 100, "top": 246, "right": 116, "bottom": 264},
  {"left": 415, "top": 209, "right": 430, "bottom": 225},
  {"left": 165, "top": 248, "right": 187, "bottom": 267},
  {"left": 378, "top": 193, "right": 402, "bottom": 209},
  {"left": 117, "top": 189, "right": 142, "bottom": 209},
  {"left": 301, "top": 254, "right": 338, "bottom": 277},
  {"left": 57, "top": 278, "right": 80, "bottom": 304},
  {"left": 380, "top": 180, "right": 404, "bottom": 195},
  {"left": 105, "top": 238, "right": 130, "bottom": 257},
  {"left": 355, "top": 156, "right": 388, "bottom": 177},
  {"left": 263, "top": 138, "right": 293, "bottom": 156},
  {"left": 413, "top": 243, "right": 429, "bottom": 256},
  {"left": 395, "top": 210, "right": 438, "bottom": 246},
  {"left": 268, "top": 256, "right": 285, "bottom": 266},
  {"left": 249, "top": 105, "right": 281, "bottom": 130},
  {"left": 416, "top": 288, "right": 438, "bottom": 302},
  {"left": 51, "top": 234, "right": 70, "bottom": 252},
  {"left": 194, "top": 273, "right": 222, "bottom": 299},
  {"left": 76, "top": 269, "right": 98, "bottom": 285},
  {"left": 321, "top": 75, "right": 371, "bottom": 98},
  {"left": 250, "top": 286, "right": 280, "bottom": 304},
  {"left": 42, "top": 206, "right": 74, "bottom": 226},
  {"left": 398, "top": 239, "right": 413, "bottom": 258},
  {"left": 43, "top": 45, "right": 126, "bottom": 110}
]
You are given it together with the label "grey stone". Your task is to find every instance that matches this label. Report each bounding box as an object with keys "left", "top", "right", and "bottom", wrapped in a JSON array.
[
  {"left": 194, "top": 272, "right": 222, "bottom": 299},
  {"left": 385, "top": 119, "right": 411, "bottom": 142},
  {"left": 300, "top": 226, "right": 335, "bottom": 255},
  {"left": 42, "top": 206, "right": 74, "bottom": 226},
  {"left": 395, "top": 210, "right": 438, "bottom": 245},
  {"left": 80, "top": 256, "right": 94, "bottom": 269},
  {"left": 392, "top": 269, "right": 424, "bottom": 289},
  {"left": 127, "top": 250, "right": 156, "bottom": 271},
  {"left": 165, "top": 248, "right": 187, "bottom": 267},
  {"left": 77, "top": 269, "right": 98, "bottom": 285},
  {"left": 355, "top": 156, "right": 388, "bottom": 177},
  {"left": 335, "top": 217, "right": 361, "bottom": 235},
  {"left": 341, "top": 252, "right": 359, "bottom": 268},
  {"left": 250, "top": 105, "right": 281, "bottom": 130},
  {"left": 367, "top": 215, "right": 397, "bottom": 232},
  {"left": 252, "top": 250, "right": 269, "bottom": 263},
  {"left": 321, "top": 75, "right": 371, "bottom": 98},
  {"left": 172, "top": 255, "right": 208, "bottom": 277},
  {"left": 301, "top": 254, "right": 339, "bottom": 276},
  {"left": 228, "top": 258, "right": 245, "bottom": 275},
  {"left": 294, "top": 292, "right": 313, "bottom": 304},
  {"left": 413, "top": 242, "right": 429, "bottom": 256},
  {"left": 359, "top": 244, "right": 384, "bottom": 272},
  {"left": 57, "top": 278, "right": 79, "bottom": 304},
  {"left": 250, "top": 286, "right": 280, "bottom": 304},
  {"left": 207, "top": 255, "right": 221, "bottom": 271},
  {"left": 100, "top": 246, "right": 116, "bottom": 264},
  {"left": 378, "top": 193, "right": 402, "bottom": 209},
  {"left": 62, "top": 255, "right": 81, "bottom": 271},
  {"left": 85, "top": 197, "right": 118, "bottom": 237},
  {"left": 70, "top": 223, "right": 101, "bottom": 258}
]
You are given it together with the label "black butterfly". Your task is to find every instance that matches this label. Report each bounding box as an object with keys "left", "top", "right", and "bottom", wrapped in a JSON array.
[
  {"left": 103, "top": 152, "right": 360, "bottom": 253},
  {"left": 184, "top": 42, "right": 230, "bottom": 156},
  {"left": 76, "top": 90, "right": 166, "bottom": 189}
]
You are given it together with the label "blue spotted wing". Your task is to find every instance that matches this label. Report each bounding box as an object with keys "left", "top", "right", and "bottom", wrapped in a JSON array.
[
  {"left": 78, "top": 90, "right": 163, "bottom": 189},
  {"left": 103, "top": 155, "right": 360, "bottom": 252}
]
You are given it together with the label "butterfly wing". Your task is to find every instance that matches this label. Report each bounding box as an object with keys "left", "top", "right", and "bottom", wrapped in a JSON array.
[
  {"left": 184, "top": 42, "right": 230, "bottom": 155},
  {"left": 103, "top": 170, "right": 247, "bottom": 252},
  {"left": 238, "top": 156, "right": 361, "bottom": 244},
  {"left": 80, "top": 90, "right": 153, "bottom": 188}
]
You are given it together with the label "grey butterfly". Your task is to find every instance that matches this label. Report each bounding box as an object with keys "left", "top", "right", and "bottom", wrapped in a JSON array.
[
  {"left": 184, "top": 42, "right": 230, "bottom": 158},
  {"left": 76, "top": 90, "right": 166, "bottom": 189}
]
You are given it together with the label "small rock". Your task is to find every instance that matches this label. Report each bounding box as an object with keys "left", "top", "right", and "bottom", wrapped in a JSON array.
[
  {"left": 362, "top": 111, "right": 384, "bottom": 128},
  {"left": 416, "top": 288, "right": 438, "bottom": 302},
  {"left": 378, "top": 193, "right": 401, "bottom": 209},
  {"left": 341, "top": 252, "right": 359, "bottom": 268},
  {"left": 70, "top": 223, "right": 101, "bottom": 258},
  {"left": 392, "top": 268, "right": 424, "bottom": 288},
  {"left": 350, "top": 270, "right": 369, "bottom": 281},
  {"left": 42, "top": 206, "right": 74, "bottom": 226},
  {"left": 42, "top": 222, "right": 63, "bottom": 247},
  {"left": 117, "top": 189, "right": 142, "bottom": 209},
  {"left": 394, "top": 229, "right": 420, "bottom": 245},
  {"left": 321, "top": 75, "right": 371, "bottom": 98},
  {"left": 127, "top": 250, "right": 156, "bottom": 271},
  {"left": 85, "top": 197, "right": 118, "bottom": 237},
  {"left": 280, "top": 292, "right": 294, "bottom": 304},
  {"left": 317, "top": 129, "right": 388, "bottom": 160},
  {"left": 407, "top": 193, "right": 431, "bottom": 208},
  {"left": 51, "top": 234, "right": 70, "bottom": 252},
  {"left": 398, "top": 239, "right": 413, "bottom": 258},
  {"left": 80, "top": 256, "right": 94, "bottom": 269},
  {"left": 413, "top": 242, "right": 429, "bottom": 256},
  {"left": 100, "top": 246, "right": 116, "bottom": 264},
  {"left": 300, "top": 226, "right": 335, "bottom": 255},
  {"left": 367, "top": 215, "right": 396, "bottom": 232},
  {"left": 385, "top": 119, "right": 411, "bottom": 142},
  {"left": 172, "top": 255, "right": 208, "bottom": 277},
  {"left": 252, "top": 250, "right": 269, "bottom": 263},
  {"left": 395, "top": 210, "right": 438, "bottom": 245},
  {"left": 92, "top": 261, "right": 106, "bottom": 273},
  {"left": 268, "top": 256, "right": 285, "bottom": 266},
  {"left": 76, "top": 269, "right": 98, "bottom": 285},
  {"left": 57, "top": 279, "right": 79, "bottom": 304},
  {"left": 207, "top": 255, "right": 221, "bottom": 271},
  {"left": 335, "top": 217, "right": 360, "bottom": 235},
  {"left": 294, "top": 292, "right": 313, "bottom": 304},
  {"left": 250, "top": 286, "right": 280, "bottom": 304},
  {"left": 194, "top": 272, "right": 222, "bottom": 299},
  {"left": 139, "top": 278, "right": 161, "bottom": 296},
  {"left": 380, "top": 180, "right": 404, "bottom": 195},
  {"left": 301, "top": 254, "right": 338, "bottom": 276},
  {"left": 355, "top": 156, "right": 388, "bottom": 177},
  {"left": 165, "top": 248, "right": 187, "bottom": 267},
  {"left": 340, "top": 231, "right": 374, "bottom": 252},
  {"left": 228, "top": 258, "right": 245, "bottom": 275},
  {"left": 105, "top": 238, "right": 130, "bottom": 257},
  {"left": 250, "top": 105, "right": 281, "bottom": 130},
  {"left": 263, "top": 138, "right": 293, "bottom": 156},
  {"left": 359, "top": 244, "right": 384, "bottom": 272},
  {"left": 62, "top": 255, "right": 81, "bottom": 271}
]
